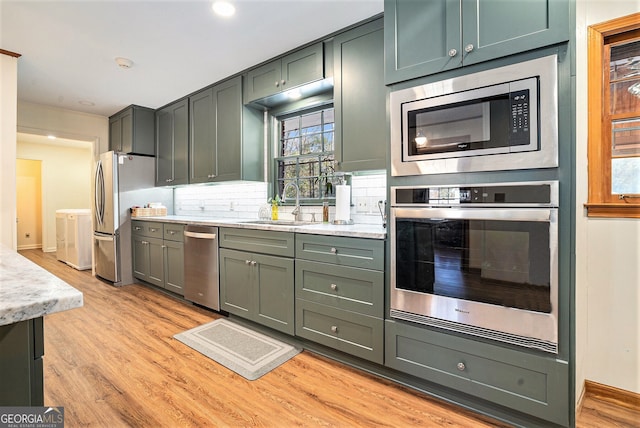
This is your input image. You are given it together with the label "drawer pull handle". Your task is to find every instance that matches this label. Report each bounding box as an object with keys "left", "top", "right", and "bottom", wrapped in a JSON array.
[
  {"left": 134, "top": 226, "right": 142, "bottom": 231},
  {"left": 330, "top": 283, "right": 337, "bottom": 291},
  {"left": 168, "top": 231, "right": 175, "bottom": 235},
  {"left": 150, "top": 228, "right": 158, "bottom": 232},
  {"left": 330, "top": 326, "right": 338, "bottom": 333},
  {"left": 457, "top": 362, "right": 466, "bottom": 371},
  {"left": 330, "top": 247, "right": 337, "bottom": 254}
]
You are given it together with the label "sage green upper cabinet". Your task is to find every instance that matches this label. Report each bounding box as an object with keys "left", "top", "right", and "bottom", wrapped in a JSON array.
[
  {"left": 156, "top": 99, "right": 189, "bottom": 186},
  {"left": 334, "top": 18, "right": 386, "bottom": 172},
  {"left": 189, "top": 76, "right": 263, "bottom": 184},
  {"left": 109, "top": 105, "right": 155, "bottom": 155},
  {"left": 384, "top": 0, "right": 570, "bottom": 84},
  {"left": 245, "top": 43, "right": 324, "bottom": 103}
]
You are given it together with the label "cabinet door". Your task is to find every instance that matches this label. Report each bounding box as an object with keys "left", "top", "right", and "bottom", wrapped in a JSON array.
[
  {"left": 213, "top": 76, "right": 243, "bottom": 182},
  {"left": 334, "top": 18, "right": 387, "bottom": 172},
  {"left": 164, "top": 240, "right": 184, "bottom": 295},
  {"left": 156, "top": 99, "right": 189, "bottom": 186},
  {"left": 219, "top": 248, "right": 253, "bottom": 318},
  {"left": 384, "top": 0, "right": 461, "bottom": 84},
  {"left": 189, "top": 87, "right": 216, "bottom": 183},
  {"left": 147, "top": 237, "right": 165, "bottom": 288},
  {"left": 281, "top": 43, "right": 324, "bottom": 91},
  {"left": 245, "top": 59, "right": 281, "bottom": 102},
  {"left": 109, "top": 115, "right": 122, "bottom": 152},
  {"left": 120, "top": 108, "right": 134, "bottom": 154},
  {"left": 254, "top": 253, "right": 295, "bottom": 335},
  {"left": 462, "top": 0, "right": 570, "bottom": 66},
  {"left": 132, "top": 234, "right": 150, "bottom": 281}
]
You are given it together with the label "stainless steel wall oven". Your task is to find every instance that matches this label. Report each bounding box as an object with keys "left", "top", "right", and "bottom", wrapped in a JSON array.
[
  {"left": 390, "top": 181, "right": 559, "bottom": 353},
  {"left": 390, "top": 54, "right": 558, "bottom": 176}
]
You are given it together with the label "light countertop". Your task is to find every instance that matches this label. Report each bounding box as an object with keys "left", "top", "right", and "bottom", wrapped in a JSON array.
[
  {"left": 0, "top": 244, "right": 83, "bottom": 326},
  {"left": 136, "top": 215, "right": 387, "bottom": 240}
]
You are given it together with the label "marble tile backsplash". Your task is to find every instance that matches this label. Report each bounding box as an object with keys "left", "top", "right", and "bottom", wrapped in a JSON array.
[{"left": 173, "top": 173, "right": 387, "bottom": 225}]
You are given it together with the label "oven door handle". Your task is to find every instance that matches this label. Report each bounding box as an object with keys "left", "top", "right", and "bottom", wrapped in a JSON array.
[{"left": 391, "top": 207, "right": 555, "bottom": 222}]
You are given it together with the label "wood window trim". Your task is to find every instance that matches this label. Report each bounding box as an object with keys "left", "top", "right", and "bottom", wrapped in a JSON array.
[{"left": 586, "top": 13, "right": 640, "bottom": 219}]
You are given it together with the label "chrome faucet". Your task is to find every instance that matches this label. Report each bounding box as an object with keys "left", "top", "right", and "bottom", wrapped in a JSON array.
[{"left": 282, "top": 182, "right": 302, "bottom": 221}]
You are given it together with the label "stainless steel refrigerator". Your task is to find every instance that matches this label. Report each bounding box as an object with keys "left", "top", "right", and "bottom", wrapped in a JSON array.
[{"left": 93, "top": 151, "right": 172, "bottom": 286}]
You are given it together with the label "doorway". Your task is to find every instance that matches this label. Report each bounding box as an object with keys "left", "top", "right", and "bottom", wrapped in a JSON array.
[
  {"left": 16, "top": 159, "right": 43, "bottom": 250},
  {"left": 16, "top": 132, "right": 93, "bottom": 252}
]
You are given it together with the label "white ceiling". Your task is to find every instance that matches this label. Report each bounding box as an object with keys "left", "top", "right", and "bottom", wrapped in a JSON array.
[{"left": 1, "top": 0, "right": 384, "bottom": 118}]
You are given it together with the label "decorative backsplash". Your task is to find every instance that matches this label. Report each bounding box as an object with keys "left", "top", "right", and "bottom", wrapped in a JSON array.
[{"left": 173, "top": 173, "right": 387, "bottom": 225}]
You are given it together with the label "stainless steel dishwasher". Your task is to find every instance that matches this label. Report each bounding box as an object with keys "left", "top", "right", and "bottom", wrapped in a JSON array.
[{"left": 183, "top": 225, "right": 219, "bottom": 311}]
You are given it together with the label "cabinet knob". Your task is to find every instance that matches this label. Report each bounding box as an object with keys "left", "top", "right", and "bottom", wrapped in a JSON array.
[
  {"left": 251, "top": 260, "right": 257, "bottom": 266},
  {"left": 208, "top": 174, "right": 216, "bottom": 179},
  {"left": 169, "top": 231, "right": 175, "bottom": 235},
  {"left": 275, "top": 81, "right": 280, "bottom": 87},
  {"left": 162, "top": 245, "right": 167, "bottom": 249},
  {"left": 330, "top": 283, "right": 338, "bottom": 291},
  {"left": 245, "top": 260, "right": 251, "bottom": 265},
  {"left": 457, "top": 362, "right": 466, "bottom": 371},
  {"left": 150, "top": 228, "right": 157, "bottom": 232},
  {"left": 330, "top": 326, "right": 338, "bottom": 333},
  {"left": 281, "top": 79, "right": 286, "bottom": 86},
  {"left": 464, "top": 44, "right": 474, "bottom": 53},
  {"left": 330, "top": 247, "right": 338, "bottom": 254},
  {"left": 448, "top": 48, "right": 458, "bottom": 57}
]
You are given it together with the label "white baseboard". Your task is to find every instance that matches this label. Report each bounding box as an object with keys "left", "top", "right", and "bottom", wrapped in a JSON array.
[{"left": 17, "top": 244, "right": 42, "bottom": 251}]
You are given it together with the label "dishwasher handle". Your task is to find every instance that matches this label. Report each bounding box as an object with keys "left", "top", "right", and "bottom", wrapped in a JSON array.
[{"left": 184, "top": 230, "right": 217, "bottom": 240}]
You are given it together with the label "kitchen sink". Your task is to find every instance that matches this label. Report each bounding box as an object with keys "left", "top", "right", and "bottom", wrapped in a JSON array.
[{"left": 239, "top": 219, "right": 316, "bottom": 226}]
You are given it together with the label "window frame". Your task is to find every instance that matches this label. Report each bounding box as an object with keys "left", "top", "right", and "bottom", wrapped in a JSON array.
[
  {"left": 273, "top": 104, "right": 336, "bottom": 205},
  {"left": 586, "top": 13, "right": 640, "bottom": 218}
]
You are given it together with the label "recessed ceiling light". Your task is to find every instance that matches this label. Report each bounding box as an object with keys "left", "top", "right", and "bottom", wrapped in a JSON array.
[
  {"left": 212, "top": 1, "right": 235, "bottom": 17},
  {"left": 78, "top": 100, "right": 95, "bottom": 106},
  {"left": 47, "top": 135, "right": 56, "bottom": 140}
]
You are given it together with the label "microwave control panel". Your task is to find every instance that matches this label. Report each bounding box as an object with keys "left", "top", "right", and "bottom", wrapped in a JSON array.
[{"left": 509, "top": 89, "right": 531, "bottom": 147}]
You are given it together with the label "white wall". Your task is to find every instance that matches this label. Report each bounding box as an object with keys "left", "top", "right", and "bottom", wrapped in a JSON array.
[
  {"left": 575, "top": 0, "right": 640, "bottom": 400},
  {"left": 17, "top": 101, "right": 109, "bottom": 158},
  {"left": 0, "top": 52, "right": 18, "bottom": 249},
  {"left": 17, "top": 141, "right": 92, "bottom": 252}
]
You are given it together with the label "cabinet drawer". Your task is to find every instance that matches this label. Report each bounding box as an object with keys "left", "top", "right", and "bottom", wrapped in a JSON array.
[
  {"left": 295, "top": 234, "right": 384, "bottom": 270},
  {"left": 295, "top": 260, "right": 383, "bottom": 317},
  {"left": 220, "top": 227, "right": 294, "bottom": 257},
  {"left": 295, "top": 300, "right": 383, "bottom": 364},
  {"left": 132, "top": 220, "right": 163, "bottom": 239},
  {"left": 163, "top": 223, "right": 185, "bottom": 242},
  {"left": 384, "top": 320, "right": 570, "bottom": 426}
]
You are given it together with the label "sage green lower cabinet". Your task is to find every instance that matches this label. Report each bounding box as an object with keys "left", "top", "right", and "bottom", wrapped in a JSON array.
[
  {"left": 0, "top": 318, "right": 44, "bottom": 406},
  {"left": 132, "top": 220, "right": 185, "bottom": 295},
  {"left": 385, "top": 319, "right": 570, "bottom": 426},
  {"left": 295, "top": 234, "right": 385, "bottom": 364},
  {"left": 219, "top": 228, "right": 295, "bottom": 335}
]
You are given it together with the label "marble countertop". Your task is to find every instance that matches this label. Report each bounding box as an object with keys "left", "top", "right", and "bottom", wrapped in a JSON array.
[
  {"left": 138, "top": 215, "right": 387, "bottom": 240},
  {"left": 0, "top": 244, "right": 83, "bottom": 326}
]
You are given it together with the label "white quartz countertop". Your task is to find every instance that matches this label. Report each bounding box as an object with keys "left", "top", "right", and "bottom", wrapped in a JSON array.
[
  {"left": 0, "top": 244, "right": 83, "bottom": 326},
  {"left": 138, "top": 215, "right": 387, "bottom": 239}
]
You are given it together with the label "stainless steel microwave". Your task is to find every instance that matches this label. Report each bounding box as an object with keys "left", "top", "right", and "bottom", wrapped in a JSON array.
[{"left": 390, "top": 55, "right": 559, "bottom": 176}]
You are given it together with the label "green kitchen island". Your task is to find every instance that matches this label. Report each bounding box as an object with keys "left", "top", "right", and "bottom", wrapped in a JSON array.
[{"left": 0, "top": 244, "right": 83, "bottom": 406}]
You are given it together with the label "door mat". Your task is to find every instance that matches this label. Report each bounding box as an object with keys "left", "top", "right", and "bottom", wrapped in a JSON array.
[{"left": 174, "top": 318, "right": 301, "bottom": 381}]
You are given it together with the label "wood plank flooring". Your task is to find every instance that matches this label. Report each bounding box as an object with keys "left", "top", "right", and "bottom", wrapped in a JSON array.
[{"left": 19, "top": 249, "right": 640, "bottom": 427}]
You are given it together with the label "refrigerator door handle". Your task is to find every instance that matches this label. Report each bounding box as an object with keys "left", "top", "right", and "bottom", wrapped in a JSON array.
[
  {"left": 94, "top": 234, "right": 114, "bottom": 242},
  {"left": 94, "top": 160, "right": 105, "bottom": 226}
]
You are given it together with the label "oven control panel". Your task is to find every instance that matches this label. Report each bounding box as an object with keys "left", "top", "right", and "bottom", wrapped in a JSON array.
[{"left": 393, "top": 182, "right": 557, "bottom": 207}]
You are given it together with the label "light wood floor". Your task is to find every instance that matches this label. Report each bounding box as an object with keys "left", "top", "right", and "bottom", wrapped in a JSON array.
[{"left": 20, "top": 249, "right": 639, "bottom": 427}]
